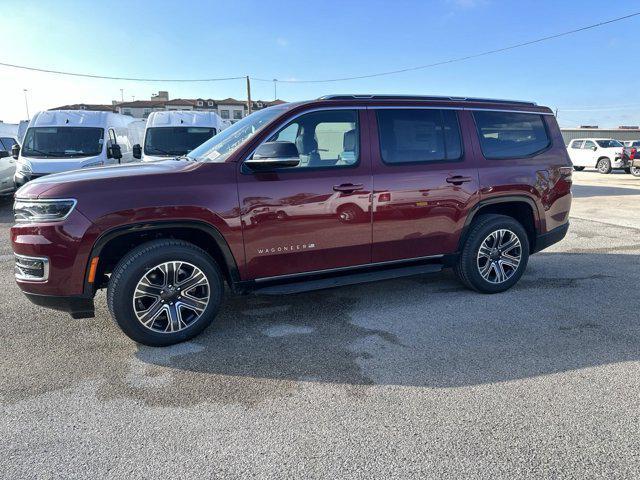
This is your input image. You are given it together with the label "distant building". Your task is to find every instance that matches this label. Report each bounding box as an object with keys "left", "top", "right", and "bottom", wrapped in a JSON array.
[
  {"left": 50, "top": 103, "right": 116, "bottom": 112},
  {"left": 110, "top": 91, "right": 286, "bottom": 121},
  {"left": 561, "top": 127, "right": 640, "bottom": 145}
]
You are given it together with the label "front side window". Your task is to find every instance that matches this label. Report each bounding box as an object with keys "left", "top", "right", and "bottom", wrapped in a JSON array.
[
  {"left": 22, "top": 127, "right": 104, "bottom": 158},
  {"left": 144, "top": 127, "right": 216, "bottom": 156},
  {"left": 264, "top": 109, "right": 359, "bottom": 169},
  {"left": 474, "top": 111, "right": 550, "bottom": 159},
  {"left": 596, "top": 139, "right": 623, "bottom": 148},
  {"left": 376, "top": 109, "right": 462, "bottom": 164}
]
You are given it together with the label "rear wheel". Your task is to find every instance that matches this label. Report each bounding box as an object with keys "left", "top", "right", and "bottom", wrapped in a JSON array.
[
  {"left": 107, "top": 239, "right": 224, "bottom": 346},
  {"left": 597, "top": 157, "right": 612, "bottom": 174},
  {"left": 454, "top": 215, "right": 530, "bottom": 294},
  {"left": 573, "top": 166, "right": 585, "bottom": 171},
  {"left": 631, "top": 166, "right": 640, "bottom": 177}
]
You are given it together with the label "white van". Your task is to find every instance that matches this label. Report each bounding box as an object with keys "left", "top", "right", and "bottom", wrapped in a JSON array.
[
  {"left": 134, "top": 111, "right": 227, "bottom": 162},
  {"left": 14, "top": 110, "right": 138, "bottom": 187}
]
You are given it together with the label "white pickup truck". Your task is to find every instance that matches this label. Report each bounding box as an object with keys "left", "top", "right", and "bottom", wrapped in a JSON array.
[{"left": 567, "top": 138, "right": 627, "bottom": 174}]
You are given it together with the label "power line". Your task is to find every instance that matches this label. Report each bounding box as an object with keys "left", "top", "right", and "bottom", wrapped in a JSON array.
[
  {"left": 0, "top": 61, "right": 245, "bottom": 82},
  {"left": 0, "top": 12, "right": 637, "bottom": 83},
  {"left": 251, "top": 12, "right": 640, "bottom": 83}
]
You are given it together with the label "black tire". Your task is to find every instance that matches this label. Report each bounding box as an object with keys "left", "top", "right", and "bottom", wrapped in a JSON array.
[
  {"left": 573, "top": 166, "right": 585, "bottom": 171},
  {"left": 597, "top": 157, "right": 612, "bottom": 174},
  {"left": 631, "top": 166, "right": 640, "bottom": 178},
  {"left": 454, "top": 214, "right": 530, "bottom": 294},
  {"left": 107, "top": 239, "right": 224, "bottom": 346}
]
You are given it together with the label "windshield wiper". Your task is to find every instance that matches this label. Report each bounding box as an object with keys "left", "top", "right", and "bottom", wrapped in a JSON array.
[
  {"left": 146, "top": 147, "right": 172, "bottom": 155},
  {"left": 24, "top": 148, "right": 53, "bottom": 157}
]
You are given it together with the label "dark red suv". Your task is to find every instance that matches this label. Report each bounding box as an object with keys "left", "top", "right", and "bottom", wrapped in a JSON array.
[{"left": 11, "top": 95, "right": 572, "bottom": 346}]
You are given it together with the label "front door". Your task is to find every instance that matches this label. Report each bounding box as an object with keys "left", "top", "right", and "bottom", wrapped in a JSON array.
[
  {"left": 237, "top": 109, "right": 373, "bottom": 279},
  {"left": 369, "top": 108, "right": 480, "bottom": 262}
]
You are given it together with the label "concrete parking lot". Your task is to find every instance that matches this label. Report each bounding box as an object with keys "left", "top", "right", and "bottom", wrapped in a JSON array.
[{"left": 1, "top": 169, "right": 639, "bottom": 479}]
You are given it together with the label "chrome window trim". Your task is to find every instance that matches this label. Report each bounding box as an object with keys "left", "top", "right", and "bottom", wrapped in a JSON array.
[
  {"left": 14, "top": 253, "right": 50, "bottom": 282},
  {"left": 255, "top": 254, "right": 444, "bottom": 282},
  {"left": 14, "top": 198, "right": 78, "bottom": 223}
]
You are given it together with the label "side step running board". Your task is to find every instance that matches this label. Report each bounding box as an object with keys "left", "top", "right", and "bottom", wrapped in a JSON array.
[{"left": 253, "top": 263, "right": 443, "bottom": 295}]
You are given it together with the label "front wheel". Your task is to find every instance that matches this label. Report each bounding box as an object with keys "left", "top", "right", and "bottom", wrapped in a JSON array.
[
  {"left": 454, "top": 215, "right": 530, "bottom": 293},
  {"left": 107, "top": 239, "right": 224, "bottom": 346},
  {"left": 630, "top": 166, "right": 640, "bottom": 177},
  {"left": 597, "top": 158, "right": 612, "bottom": 174}
]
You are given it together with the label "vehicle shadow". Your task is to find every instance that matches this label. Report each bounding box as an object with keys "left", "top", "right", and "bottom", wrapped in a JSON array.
[
  {"left": 572, "top": 184, "right": 640, "bottom": 198},
  {"left": 133, "top": 251, "right": 640, "bottom": 399}
]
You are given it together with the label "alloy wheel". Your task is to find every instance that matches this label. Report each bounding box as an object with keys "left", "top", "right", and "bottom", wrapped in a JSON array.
[
  {"left": 132, "top": 261, "right": 210, "bottom": 333},
  {"left": 476, "top": 229, "right": 522, "bottom": 284}
]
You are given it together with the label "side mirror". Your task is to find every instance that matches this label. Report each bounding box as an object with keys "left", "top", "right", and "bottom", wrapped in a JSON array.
[
  {"left": 108, "top": 144, "right": 122, "bottom": 160},
  {"left": 132, "top": 144, "right": 142, "bottom": 159},
  {"left": 11, "top": 143, "right": 20, "bottom": 160},
  {"left": 0, "top": 150, "right": 9, "bottom": 159},
  {"left": 591, "top": 146, "right": 597, "bottom": 151},
  {"left": 245, "top": 141, "right": 300, "bottom": 171}
]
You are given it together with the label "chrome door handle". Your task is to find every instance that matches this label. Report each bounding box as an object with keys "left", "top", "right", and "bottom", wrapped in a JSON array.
[
  {"left": 445, "top": 176, "right": 472, "bottom": 185},
  {"left": 333, "top": 183, "right": 364, "bottom": 192}
]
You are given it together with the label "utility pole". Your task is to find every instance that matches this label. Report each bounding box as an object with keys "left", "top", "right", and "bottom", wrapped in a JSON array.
[
  {"left": 554, "top": 107, "right": 558, "bottom": 118},
  {"left": 23, "top": 89, "right": 30, "bottom": 120},
  {"left": 246, "top": 76, "right": 252, "bottom": 115},
  {"left": 273, "top": 79, "right": 277, "bottom": 100},
  {"left": 120, "top": 89, "right": 124, "bottom": 102}
]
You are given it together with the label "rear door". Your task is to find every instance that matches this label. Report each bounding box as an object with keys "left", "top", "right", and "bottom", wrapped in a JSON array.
[
  {"left": 237, "top": 108, "right": 373, "bottom": 279},
  {"left": 568, "top": 140, "right": 584, "bottom": 166},
  {"left": 369, "top": 107, "right": 480, "bottom": 262}
]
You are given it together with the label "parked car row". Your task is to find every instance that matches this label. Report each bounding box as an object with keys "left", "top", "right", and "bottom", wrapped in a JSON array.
[
  {"left": 1, "top": 109, "right": 229, "bottom": 195},
  {"left": 567, "top": 137, "right": 640, "bottom": 176}
]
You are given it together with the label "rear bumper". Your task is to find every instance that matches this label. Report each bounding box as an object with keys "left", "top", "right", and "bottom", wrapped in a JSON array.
[
  {"left": 23, "top": 292, "right": 95, "bottom": 319},
  {"left": 533, "top": 223, "right": 569, "bottom": 253}
]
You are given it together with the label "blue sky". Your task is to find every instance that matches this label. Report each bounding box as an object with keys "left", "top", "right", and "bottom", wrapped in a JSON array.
[{"left": 0, "top": 0, "right": 638, "bottom": 126}]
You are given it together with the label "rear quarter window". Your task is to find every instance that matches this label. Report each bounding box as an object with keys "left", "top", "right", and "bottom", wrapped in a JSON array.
[{"left": 473, "top": 111, "right": 551, "bottom": 160}]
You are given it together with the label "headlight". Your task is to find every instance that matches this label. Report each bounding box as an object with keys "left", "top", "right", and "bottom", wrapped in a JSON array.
[
  {"left": 13, "top": 198, "right": 77, "bottom": 223},
  {"left": 17, "top": 162, "right": 32, "bottom": 174},
  {"left": 82, "top": 160, "right": 104, "bottom": 168}
]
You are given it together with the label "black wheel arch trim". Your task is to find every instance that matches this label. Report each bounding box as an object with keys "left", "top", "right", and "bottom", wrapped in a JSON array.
[
  {"left": 458, "top": 195, "right": 542, "bottom": 252},
  {"left": 84, "top": 220, "right": 241, "bottom": 295}
]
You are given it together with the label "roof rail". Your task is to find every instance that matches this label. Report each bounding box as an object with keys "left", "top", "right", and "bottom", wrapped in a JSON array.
[{"left": 317, "top": 94, "right": 537, "bottom": 106}]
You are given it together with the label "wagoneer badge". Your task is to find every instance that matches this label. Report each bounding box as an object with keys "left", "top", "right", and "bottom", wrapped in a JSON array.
[{"left": 257, "top": 243, "right": 316, "bottom": 254}]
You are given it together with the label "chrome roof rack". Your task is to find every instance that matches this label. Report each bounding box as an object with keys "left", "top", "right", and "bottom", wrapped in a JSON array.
[{"left": 317, "top": 94, "right": 537, "bottom": 106}]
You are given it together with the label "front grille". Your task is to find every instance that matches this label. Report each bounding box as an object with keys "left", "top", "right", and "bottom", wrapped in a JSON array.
[{"left": 15, "top": 254, "right": 49, "bottom": 282}]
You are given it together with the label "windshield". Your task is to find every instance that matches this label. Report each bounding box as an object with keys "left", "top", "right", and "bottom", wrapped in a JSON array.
[
  {"left": 188, "top": 106, "right": 287, "bottom": 162},
  {"left": 22, "top": 127, "right": 104, "bottom": 157},
  {"left": 144, "top": 127, "right": 216, "bottom": 156},
  {"left": 596, "top": 139, "right": 623, "bottom": 148}
]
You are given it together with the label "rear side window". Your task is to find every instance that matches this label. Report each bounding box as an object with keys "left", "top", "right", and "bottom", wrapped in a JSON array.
[
  {"left": 474, "top": 111, "right": 550, "bottom": 159},
  {"left": 571, "top": 140, "right": 583, "bottom": 149},
  {"left": 376, "top": 109, "right": 462, "bottom": 164}
]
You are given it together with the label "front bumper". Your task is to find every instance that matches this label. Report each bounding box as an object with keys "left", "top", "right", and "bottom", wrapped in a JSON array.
[
  {"left": 14, "top": 171, "right": 49, "bottom": 187},
  {"left": 533, "top": 222, "right": 569, "bottom": 253},
  {"left": 11, "top": 209, "right": 97, "bottom": 297},
  {"left": 23, "top": 292, "right": 95, "bottom": 319}
]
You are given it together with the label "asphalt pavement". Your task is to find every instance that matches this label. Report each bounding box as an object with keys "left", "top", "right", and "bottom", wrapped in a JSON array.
[{"left": 1, "top": 169, "right": 639, "bottom": 479}]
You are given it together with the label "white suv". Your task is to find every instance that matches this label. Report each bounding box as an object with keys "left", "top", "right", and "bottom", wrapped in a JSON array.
[{"left": 567, "top": 138, "right": 626, "bottom": 174}]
